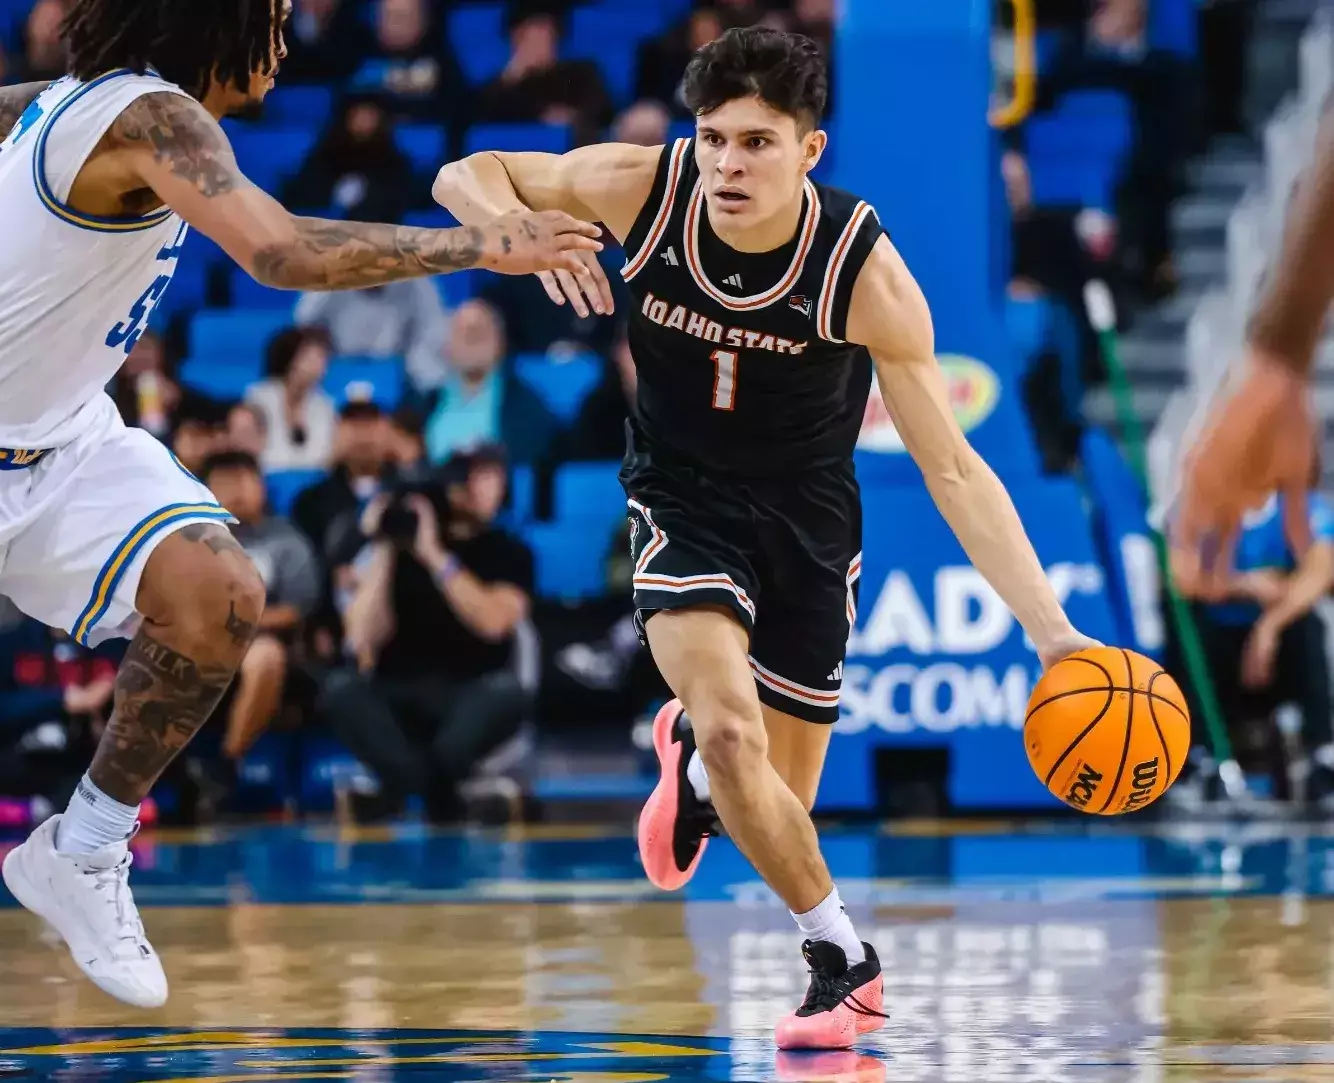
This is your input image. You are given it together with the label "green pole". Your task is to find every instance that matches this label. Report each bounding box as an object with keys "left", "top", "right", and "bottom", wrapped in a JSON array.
[{"left": 1083, "top": 282, "right": 1245, "bottom": 798}]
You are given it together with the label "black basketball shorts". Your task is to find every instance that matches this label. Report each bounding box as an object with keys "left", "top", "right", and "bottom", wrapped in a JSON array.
[{"left": 621, "top": 453, "right": 861, "bottom": 725}]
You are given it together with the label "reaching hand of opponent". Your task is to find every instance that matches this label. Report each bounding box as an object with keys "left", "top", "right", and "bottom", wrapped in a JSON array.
[
  {"left": 477, "top": 210, "right": 604, "bottom": 276},
  {"left": 1172, "top": 349, "right": 1315, "bottom": 594},
  {"left": 537, "top": 248, "right": 616, "bottom": 319}
]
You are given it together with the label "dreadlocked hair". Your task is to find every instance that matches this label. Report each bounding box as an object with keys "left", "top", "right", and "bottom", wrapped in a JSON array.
[{"left": 63, "top": 0, "right": 277, "bottom": 101}]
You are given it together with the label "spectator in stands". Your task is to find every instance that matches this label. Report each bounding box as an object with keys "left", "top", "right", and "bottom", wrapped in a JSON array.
[
  {"left": 612, "top": 100, "right": 671, "bottom": 148},
  {"left": 15, "top": 0, "right": 66, "bottom": 83},
  {"left": 636, "top": 7, "right": 726, "bottom": 114},
  {"left": 0, "top": 619, "right": 120, "bottom": 812},
  {"left": 281, "top": 93, "right": 419, "bottom": 224},
  {"left": 281, "top": 0, "right": 361, "bottom": 84},
  {"left": 194, "top": 452, "right": 322, "bottom": 809},
  {"left": 247, "top": 327, "right": 338, "bottom": 472},
  {"left": 293, "top": 399, "right": 394, "bottom": 562},
  {"left": 1039, "top": 0, "right": 1190, "bottom": 298},
  {"left": 388, "top": 407, "right": 428, "bottom": 477},
  {"left": 294, "top": 262, "right": 451, "bottom": 393},
  {"left": 323, "top": 444, "right": 535, "bottom": 823},
  {"left": 226, "top": 402, "right": 269, "bottom": 460},
  {"left": 109, "top": 330, "right": 179, "bottom": 440},
  {"left": 352, "top": 0, "right": 464, "bottom": 125},
  {"left": 1175, "top": 479, "right": 1334, "bottom": 801},
  {"left": 170, "top": 393, "right": 230, "bottom": 477},
  {"left": 422, "top": 298, "right": 558, "bottom": 467},
  {"left": 473, "top": 6, "right": 613, "bottom": 147},
  {"left": 555, "top": 327, "right": 636, "bottom": 462}
]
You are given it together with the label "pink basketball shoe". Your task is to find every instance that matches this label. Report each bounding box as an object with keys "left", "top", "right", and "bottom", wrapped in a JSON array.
[
  {"left": 636, "top": 699, "right": 718, "bottom": 890},
  {"left": 775, "top": 941, "right": 888, "bottom": 1051}
]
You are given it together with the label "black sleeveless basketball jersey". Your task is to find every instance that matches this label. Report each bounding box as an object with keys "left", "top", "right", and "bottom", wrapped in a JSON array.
[{"left": 619, "top": 137, "right": 885, "bottom": 476}]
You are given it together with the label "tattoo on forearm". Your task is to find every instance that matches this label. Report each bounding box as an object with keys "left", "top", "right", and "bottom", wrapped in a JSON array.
[
  {"left": 254, "top": 220, "right": 488, "bottom": 290},
  {"left": 88, "top": 631, "right": 237, "bottom": 804}
]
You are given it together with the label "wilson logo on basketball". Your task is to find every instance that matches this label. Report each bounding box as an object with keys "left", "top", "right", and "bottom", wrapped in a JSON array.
[
  {"left": 1120, "top": 758, "right": 1160, "bottom": 813},
  {"left": 1064, "top": 763, "right": 1103, "bottom": 809}
]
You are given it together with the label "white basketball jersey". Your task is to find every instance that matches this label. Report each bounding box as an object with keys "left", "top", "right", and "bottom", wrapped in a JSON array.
[{"left": 0, "top": 69, "right": 193, "bottom": 448}]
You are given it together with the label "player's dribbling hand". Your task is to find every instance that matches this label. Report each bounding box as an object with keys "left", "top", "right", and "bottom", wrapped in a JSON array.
[
  {"left": 1037, "top": 630, "right": 1103, "bottom": 672},
  {"left": 537, "top": 248, "right": 615, "bottom": 319},
  {"left": 479, "top": 209, "right": 604, "bottom": 276},
  {"left": 1172, "top": 349, "right": 1315, "bottom": 594}
]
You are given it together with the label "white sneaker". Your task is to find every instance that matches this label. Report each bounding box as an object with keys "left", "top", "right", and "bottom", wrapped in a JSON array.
[{"left": 2, "top": 814, "right": 167, "bottom": 1008}]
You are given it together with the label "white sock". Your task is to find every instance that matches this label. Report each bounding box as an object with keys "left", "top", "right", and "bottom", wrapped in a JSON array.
[
  {"left": 55, "top": 774, "right": 139, "bottom": 855},
  {"left": 793, "top": 886, "right": 865, "bottom": 964},
  {"left": 686, "top": 750, "right": 711, "bottom": 802}
]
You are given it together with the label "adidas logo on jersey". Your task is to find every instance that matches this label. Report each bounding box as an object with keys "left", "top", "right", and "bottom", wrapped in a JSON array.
[
  {"left": 723, "top": 273, "right": 744, "bottom": 289},
  {"left": 828, "top": 662, "right": 844, "bottom": 682},
  {"left": 660, "top": 246, "right": 679, "bottom": 266}
]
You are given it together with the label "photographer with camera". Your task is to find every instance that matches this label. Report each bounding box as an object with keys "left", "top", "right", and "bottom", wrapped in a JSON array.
[{"left": 321, "top": 443, "right": 535, "bottom": 823}]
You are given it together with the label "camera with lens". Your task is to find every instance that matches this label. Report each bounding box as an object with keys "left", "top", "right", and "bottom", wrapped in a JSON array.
[{"left": 376, "top": 477, "right": 447, "bottom": 549}]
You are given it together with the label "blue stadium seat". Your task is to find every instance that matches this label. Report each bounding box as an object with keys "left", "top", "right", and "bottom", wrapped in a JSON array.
[
  {"left": 565, "top": 3, "right": 669, "bottom": 104},
  {"left": 514, "top": 352, "right": 602, "bottom": 422},
  {"left": 179, "top": 356, "right": 264, "bottom": 401},
  {"left": 525, "top": 520, "right": 610, "bottom": 599},
  {"left": 667, "top": 120, "right": 696, "bottom": 145},
  {"left": 226, "top": 126, "right": 319, "bottom": 193},
  {"left": 463, "top": 123, "right": 572, "bottom": 157},
  {"left": 181, "top": 227, "right": 227, "bottom": 271},
  {"left": 448, "top": 2, "right": 509, "bottom": 84},
  {"left": 262, "top": 86, "right": 334, "bottom": 130},
  {"left": 395, "top": 124, "right": 447, "bottom": 174},
  {"left": 230, "top": 267, "right": 297, "bottom": 311},
  {"left": 435, "top": 270, "right": 479, "bottom": 309},
  {"left": 404, "top": 208, "right": 456, "bottom": 229},
  {"left": 266, "top": 468, "right": 328, "bottom": 516},
  {"left": 1150, "top": 0, "right": 1197, "bottom": 56},
  {"left": 323, "top": 356, "right": 406, "bottom": 409},
  {"left": 1026, "top": 158, "right": 1116, "bottom": 211},
  {"left": 1004, "top": 296, "right": 1051, "bottom": 375},
  {"left": 553, "top": 461, "right": 623, "bottom": 521},
  {"left": 1026, "top": 90, "right": 1134, "bottom": 162},
  {"left": 156, "top": 261, "right": 210, "bottom": 319},
  {"left": 189, "top": 309, "right": 293, "bottom": 362},
  {"left": 507, "top": 463, "right": 535, "bottom": 525}
]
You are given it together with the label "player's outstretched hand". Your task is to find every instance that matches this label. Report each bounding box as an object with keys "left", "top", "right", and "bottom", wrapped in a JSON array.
[
  {"left": 477, "top": 209, "right": 603, "bottom": 276},
  {"left": 537, "top": 249, "right": 615, "bottom": 319},
  {"left": 1037, "top": 631, "right": 1103, "bottom": 672},
  {"left": 1172, "top": 349, "right": 1315, "bottom": 595}
]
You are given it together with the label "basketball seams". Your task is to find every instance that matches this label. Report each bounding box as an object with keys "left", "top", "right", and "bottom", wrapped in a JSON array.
[
  {"left": 1041, "top": 681, "right": 1116, "bottom": 788},
  {"left": 1146, "top": 671, "right": 1173, "bottom": 786},
  {"left": 1025, "top": 655, "right": 1114, "bottom": 722},
  {"left": 1028, "top": 686, "right": 1183, "bottom": 715},
  {"left": 1095, "top": 649, "right": 1137, "bottom": 814}
]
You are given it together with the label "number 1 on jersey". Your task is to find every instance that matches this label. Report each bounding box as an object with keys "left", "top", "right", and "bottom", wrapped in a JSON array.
[{"left": 711, "top": 349, "right": 738, "bottom": 411}]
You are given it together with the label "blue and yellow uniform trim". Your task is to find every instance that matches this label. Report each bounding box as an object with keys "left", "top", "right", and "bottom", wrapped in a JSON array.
[
  {"left": 73, "top": 502, "right": 234, "bottom": 645},
  {"left": 32, "top": 69, "right": 176, "bottom": 234}
]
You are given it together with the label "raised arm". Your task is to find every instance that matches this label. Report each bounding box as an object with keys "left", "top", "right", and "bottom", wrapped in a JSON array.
[
  {"left": 0, "top": 81, "right": 48, "bottom": 141},
  {"left": 845, "top": 236, "right": 1094, "bottom": 666},
  {"left": 434, "top": 141, "right": 662, "bottom": 315},
  {"left": 112, "top": 93, "right": 603, "bottom": 291}
]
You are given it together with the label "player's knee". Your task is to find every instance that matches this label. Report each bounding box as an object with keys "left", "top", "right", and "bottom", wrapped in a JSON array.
[
  {"left": 163, "top": 546, "right": 265, "bottom": 652},
  {"left": 697, "top": 714, "right": 767, "bottom": 783}
]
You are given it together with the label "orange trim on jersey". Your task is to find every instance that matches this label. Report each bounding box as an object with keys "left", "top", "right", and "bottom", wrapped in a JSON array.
[
  {"left": 817, "top": 202, "right": 876, "bottom": 342},
  {"left": 749, "top": 657, "right": 843, "bottom": 707},
  {"left": 633, "top": 572, "right": 756, "bottom": 622},
  {"left": 621, "top": 138, "right": 690, "bottom": 282},
  {"left": 683, "top": 178, "right": 821, "bottom": 312},
  {"left": 628, "top": 499, "right": 669, "bottom": 575}
]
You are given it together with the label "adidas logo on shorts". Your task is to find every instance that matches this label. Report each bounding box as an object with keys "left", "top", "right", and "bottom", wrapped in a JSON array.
[{"left": 827, "top": 662, "right": 844, "bottom": 682}]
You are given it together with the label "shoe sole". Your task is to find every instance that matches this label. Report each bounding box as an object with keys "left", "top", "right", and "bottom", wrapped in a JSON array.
[
  {"left": 637, "top": 699, "right": 707, "bottom": 891},
  {"left": 2, "top": 841, "right": 166, "bottom": 1009}
]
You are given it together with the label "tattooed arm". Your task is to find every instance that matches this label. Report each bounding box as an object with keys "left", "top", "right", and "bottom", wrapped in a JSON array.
[
  {"left": 109, "top": 92, "right": 603, "bottom": 290},
  {"left": 0, "top": 82, "right": 48, "bottom": 141}
]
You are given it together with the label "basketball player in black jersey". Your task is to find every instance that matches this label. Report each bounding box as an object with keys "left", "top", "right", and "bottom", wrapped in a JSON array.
[{"left": 436, "top": 27, "right": 1097, "bottom": 1049}]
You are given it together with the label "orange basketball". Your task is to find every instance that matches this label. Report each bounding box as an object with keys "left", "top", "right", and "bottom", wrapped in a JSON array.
[{"left": 1024, "top": 647, "right": 1190, "bottom": 815}]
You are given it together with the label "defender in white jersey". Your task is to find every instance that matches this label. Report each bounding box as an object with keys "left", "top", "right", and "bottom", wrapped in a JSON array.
[{"left": 0, "top": 0, "right": 605, "bottom": 1010}]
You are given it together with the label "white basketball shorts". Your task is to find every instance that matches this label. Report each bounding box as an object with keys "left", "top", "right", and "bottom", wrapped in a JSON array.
[{"left": 0, "top": 397, "right": 233, "bottom": 647}]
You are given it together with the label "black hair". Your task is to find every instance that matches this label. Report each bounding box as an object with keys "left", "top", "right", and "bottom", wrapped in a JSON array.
[
  {"left": 265, "top": 326, "right": 332, "bottom": 380},
  {"left": 200, "top": 449, "right": 261, "bottom": 481},
  {"left": 682, "top": 26, "right": 827, "bottom": 132},
  {"left": 506, "top": 1, "right": 564, "bottom": 36},
  {"left": 63, "top": 0, "right": 279, "bottom": 102}
]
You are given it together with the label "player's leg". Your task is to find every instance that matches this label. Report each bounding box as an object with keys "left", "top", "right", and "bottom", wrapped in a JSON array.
[
  {"left": 0, "top": 426, "right": 263, "bottom": 1008},
  {"left": 762, "top": 704, "right": 833, "bottom": 811}
]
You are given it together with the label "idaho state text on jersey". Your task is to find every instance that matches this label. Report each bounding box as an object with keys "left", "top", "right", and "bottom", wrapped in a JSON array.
[{"left": 641, "top": 290, "right": 809, "bottom": 355}]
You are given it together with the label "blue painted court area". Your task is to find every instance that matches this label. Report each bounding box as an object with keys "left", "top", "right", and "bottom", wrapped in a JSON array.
[{"left": 2, "top": 821, "right": 1334, "bottom": 1081}]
